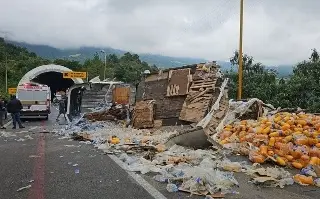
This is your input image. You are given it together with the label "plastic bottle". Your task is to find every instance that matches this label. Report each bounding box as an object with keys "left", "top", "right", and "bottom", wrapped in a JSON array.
[
  {"left": 268, "top": 150, "right": 275, "bottom": 156},
  {"left": 301, "top": 166, "right": 317, "bottom": 177},
  {"left": 294, "top": 136, "right": 308, "bottom": 145},
  {"left": 254, "top": 134, "right": 268, "bottom": 140},
  {"left": 281, "top": 123, "right": 291, "bottom": 131},
  {"left": 111, "top": 137, "right": 120, "bottom": 144},
  {"left": 153, "top": 175, "right": 167, "bottom": 183},
  {"left": 301, "top": 155, "right": 310, "bottom": 162},
  {"left": 269, "top": 137, "right": 276, "bottom": 147},
  {"left": 290, "top": 147, "right": 303, "bottom": 159},
  {"left": 293, "top": 174, "right": 314, "bottom": 185},
  {"left": 309, "top": 157, "right": 319, "bottom": 165},
  {"left": 219, "top": 131, "right": 233, "bottom": 140},
  {"left": 284, "top": 135, "right": 293, "bottom": 143},
  {"left": 285, "top": 155, "right": 294, "bottom": 162},
  {"left": 274, "top": 155, "right": 286, "bottom": 166},
  {"left": 166, "top": 183, "right": 178, "bottom": 192},
  {"left": 269, "top": 131, "right": 283, "bottom": 137},
  {"left": 314, "top": 178, "right": 320, "bottom": 187},
  {"left": 310, "top": 135, "right": 319, "bottom": 144},
  {"left": 259, "top": 145, "right": 268, "bottom": 156},
  {"left": 262, "top": 127, "right": 271, "bottom": 134},
  {"left": 309, "top": 147, "right": 320, "bottom": 158},
  {"left": 292, "top": 161, "right": 303, "bottom": 169},
  {"left": 249, "top": 150, "right": 266, "bottom": 163}
]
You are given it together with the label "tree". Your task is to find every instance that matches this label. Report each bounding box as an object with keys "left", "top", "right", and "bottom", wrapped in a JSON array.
[
  {"left": 0, "top": 40, "right": 51, "bottom": 97},
  {"left": 53, "top": 59, "right": 83, "bottom": 71},
  {"left": 310, "top": 48, "right": 319, "bottom": 63},
  {"left": 82, "top": 52, "right": 154, "bottom": 83},
  {"left": 114, "top": 52, "right": 151, "bottom": 84},
  {"left": 226, "top": 49, "right": 320, "bottom": 112},
  {"left": 83, "top": 52, "right": 104, "bottom": 80},
  {"left": 284, "top": 49, "right": 320, "bottom": 112},
  {"left": 227, "top": 51, "right": 278, "bottom": 103}
]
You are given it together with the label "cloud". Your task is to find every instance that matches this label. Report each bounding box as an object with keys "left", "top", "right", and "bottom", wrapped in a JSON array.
[{"left": 0, "top": 0, "right": 320, "bottom": 65}]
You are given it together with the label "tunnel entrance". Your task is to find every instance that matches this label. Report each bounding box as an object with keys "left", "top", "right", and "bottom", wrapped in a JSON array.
[{"left": 32, "top": 72, "right": 74, "bottom": 101}]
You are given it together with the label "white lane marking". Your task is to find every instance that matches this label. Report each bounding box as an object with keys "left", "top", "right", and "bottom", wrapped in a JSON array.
[
  {"left": 108, "top": 154, "right": 167, "bottom": 199},
  {"left": 4, "top": 120, "right": 12, "bottom": 128}
]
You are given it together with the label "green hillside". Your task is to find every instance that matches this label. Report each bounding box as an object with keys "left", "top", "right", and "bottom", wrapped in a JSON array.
[
  {"left": 0, "top": 39, "right": 157, "bottom": 97},
  {"left": 0, "top": 38, "right": 50, "bottom": 96},
  {"left": 9, "top": 41, "right": 207, "bottom": 68}
]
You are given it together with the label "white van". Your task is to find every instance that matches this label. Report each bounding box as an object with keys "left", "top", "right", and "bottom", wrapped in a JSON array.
[{"left": 16, "top": 82, "right": 51, "bottom": 119}]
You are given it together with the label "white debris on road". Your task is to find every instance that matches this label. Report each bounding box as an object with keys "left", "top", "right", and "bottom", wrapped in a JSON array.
[
  {"left": 55, "top": 117, "right": 300, "bottom": 196},
  {"left": 16, "top": 185, "right": 32, "bottom": 192}
]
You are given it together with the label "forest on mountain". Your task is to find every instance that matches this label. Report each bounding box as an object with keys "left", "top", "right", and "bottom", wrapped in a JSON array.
[
  {"left": 1, "top": 38, "right": 320, "bottom": 112},
  {"left": 226, "top": 49, "right": 320, "bottom": 112}
]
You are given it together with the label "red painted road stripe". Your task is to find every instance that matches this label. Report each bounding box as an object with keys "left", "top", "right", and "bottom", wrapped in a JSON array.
[{"left": 28, "top": 121, "right": 46, "bottom": 199}]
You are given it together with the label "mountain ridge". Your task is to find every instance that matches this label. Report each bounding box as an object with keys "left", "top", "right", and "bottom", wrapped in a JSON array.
[{"left": 8, "top": 40, "right": 293, "bottom": 77}]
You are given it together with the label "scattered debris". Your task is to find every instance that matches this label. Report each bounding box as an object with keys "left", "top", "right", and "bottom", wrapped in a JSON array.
[
  {"left": 166, "top": 183, "right": 178, "bottom": 192},
  {"left": 132, "top": 100, "right": 155, "bottom": 129},
  {"left": 17, "top": 185, "right": 31, "bottom": 192},
  {"left": 216, "top": 111, "right": 320, "bottom": 168},
  {"left": 64, "top": 145, "right": 77, "bottom": 147},
  {"left": 54, "top": 61, "right": 320, "bottom": 197},
  {"left": 16, "top": 138, "right": 25, "bottom": 142},
  {"left": 25, "top": 135, "right": 33, "bottom": 140},
  {"left": 293, "top": 174, "right": 314, "bottom": 186},
  {"left": 247, "top": 166, "right": 294, "bottom": 188},
  {"left": 75, "top": 169, "right": 80, "bottom": 174},
  {"left": 0, "top": 131, "right": 16, "bottom": 137},
  {"left": 85, "top": 104, "right": 128, "bottom": 121},
  {"left": 29, "top": 155, "right": 40, "bottom": 158}
]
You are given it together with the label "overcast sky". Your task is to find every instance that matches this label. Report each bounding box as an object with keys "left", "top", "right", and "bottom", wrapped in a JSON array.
[{"left": 1, "top": 0, "right": 320, "bottom": 65}]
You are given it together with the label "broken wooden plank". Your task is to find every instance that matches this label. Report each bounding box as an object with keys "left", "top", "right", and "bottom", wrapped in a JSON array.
[
  {"left": 190, "top": 96, "right": 213, "bottom": 104},
  {"left": 192, "top": 79, "right": 215, "bottom": 83},
  {"left": 189, "top": 87, "right": 214, "bottom": 92},
  {"left": 191, "top": 84, "right": 215, "bottom": 89},
  {"left": 192, "top": 79, "right": 217, "bottom": 85},
  {"left": 192, "top": 80, "right": 216, "bottom": 85},
  {"left": 188, "top": 89, "right": 209, "bottom": 102}
]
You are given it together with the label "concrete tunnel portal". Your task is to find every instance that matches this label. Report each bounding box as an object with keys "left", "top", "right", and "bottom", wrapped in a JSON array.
[
  {"left": 32, "top": 72, "right": 74, "bottom": 100},
  {"left": 18, "top": 64, "right": 84, "bottom": 101}
]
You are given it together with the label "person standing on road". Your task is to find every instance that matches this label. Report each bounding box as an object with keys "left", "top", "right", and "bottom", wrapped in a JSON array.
[
  {"left": 56, "top": 99, "right": 67, "bottom": 121},
  {"left": 0, "top": 96, "right": 6, "bottom": 129},
  {"left": 63, "top": 95, "right": 68, "bottom": 113},
  {"left": 7, "top": 95, "right": 25, "bottom": 129},
  {"left": 3, "top": 98, "right": 8, "bottom": 120}
]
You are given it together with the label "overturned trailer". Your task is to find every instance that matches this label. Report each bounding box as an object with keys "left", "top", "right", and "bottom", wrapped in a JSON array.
[
  {"left": 134, "top": 61, "right": 229, "bottom": 129},
  {"left": 66, "top": 77, "right": 135, "bottom": 122}
]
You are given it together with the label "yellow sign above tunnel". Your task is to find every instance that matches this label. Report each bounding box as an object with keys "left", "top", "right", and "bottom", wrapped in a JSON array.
[
  {"left": 63, "top": 72, "right": 87, "bottom": 79},
  {"left": 8, "top": 88, "right": 17, "bottom": 94}
]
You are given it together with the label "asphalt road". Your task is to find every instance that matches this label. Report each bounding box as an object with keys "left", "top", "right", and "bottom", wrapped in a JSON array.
[
  {"left": 0, "top": 108, "right": 154, "bottom": 199},
  {"left": 0, "top": 107, "right": 319, "bottom": 199}
]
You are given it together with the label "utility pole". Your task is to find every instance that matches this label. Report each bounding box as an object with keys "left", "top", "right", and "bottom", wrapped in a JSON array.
[
  {"left": 0, "top": 31, "right": 10, "bottom": 94},
  {"left": 237, "top": 0, "right": 244, "bottom": 100},
  {"left": 104, "top": 53, "right": 107, "bottom": 81},
  {"left": 100, "top": 50, "right": 107, "bottom": 81},
  {"left": 5, "top": 52, "right": 7, "bottom": 93}
]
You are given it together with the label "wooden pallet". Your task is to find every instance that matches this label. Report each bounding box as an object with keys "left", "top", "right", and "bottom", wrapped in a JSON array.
[{"left": 179, "top": 75, "right": 219, "bottom": 122}]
